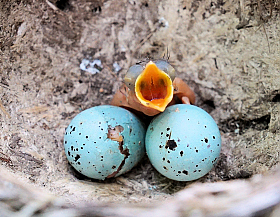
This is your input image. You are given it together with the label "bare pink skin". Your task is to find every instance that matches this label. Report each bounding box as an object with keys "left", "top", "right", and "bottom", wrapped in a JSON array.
[{"left": 111, "top": 77, "right": 195, "bottom": 116}]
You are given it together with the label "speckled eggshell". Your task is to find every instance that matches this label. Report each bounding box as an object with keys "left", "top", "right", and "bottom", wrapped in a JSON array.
[
  {"left": 64, "top": 105, "right": 145, "bottom": 180},
  {"left": 146, "top": 104, "right": 221, "bottom": 181}
]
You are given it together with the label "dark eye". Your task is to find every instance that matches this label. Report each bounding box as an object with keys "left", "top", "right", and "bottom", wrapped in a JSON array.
[
  {"left": 124, "top": 64, "right": 144, "bottom": 88},
  {"left": 154, "top": 60, "right": 175, "bottom": 81}
]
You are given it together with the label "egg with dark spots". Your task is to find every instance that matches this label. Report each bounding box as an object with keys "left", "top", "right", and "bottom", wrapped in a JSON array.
[
  {"left": 145, "top": 104, "right": 221, "bottom": 181},
  {"left": 64, "top": 105, "right": 145, "bottom": 180}
]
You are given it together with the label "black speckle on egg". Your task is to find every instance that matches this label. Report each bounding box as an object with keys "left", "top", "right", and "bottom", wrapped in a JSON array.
[
  {"left": 163, "top": 166, "right": 167, "bottom": 170},
  {"left": 217, "top": 144, "right": 220, "bottom": 146},
  {"left": 68, "top": 151, "right": 70, "bottom": 156},
  {"left": 83, "top": 143, "right": 85, "bottom": 146},
  {"left": 161, "top": 132, "right": 163, "bottom": 135},
  {"left": 70, "top": 125, "right": 73, "bottom": 129},
  {"left": 65, "top": 141, "right": 67, "bottom": 144},
  {"left": 159, "top": 145, "right": 163, "bottom": 148},
  {"left": 162, "top": 157, "right": 165, "bottom": 161},
  {"left": 77, "top": 162, "right": 81, "bottom": 165},
  {"left": 204, "top": 138, "right": 208, "bottom": 143},
  {"left": 198, "top": 170, "right": 201, "bottom": 172},
  {"left": 212, "top": 157, "right": 218, "bottom": 164},
  {"left": 98, "top": 171, "right": 101, "bottom": 174},
  {"left": 165, "top": 140, "right": 177, "bottom": 151},
  {"left": 167, "top": 160, "right": 170, "bottom": 163},
  {"left": 99, "top": 137, "right": 102, "bottom": 139},
  {"left": 166, "top": 127, "right": 170, "bottom": 131},
  {"left": 74, "top": 154, "right": 80, "bottom": 162},
  {"left": 178, "top": 171, "right": 181, "bottom": 174},
  {"left": 213, "top": 136, "right": 216, "bottom": 139},
  {"left": 72, "top": 127, "right": 76, "bottom": 131},
  {"left": 81, "top": 147, "right": 83, "bottom": 149},
  {"left": 86, "top": 136, "right": 88, "bottom": 139},
  {"left": 65, "top": 132, "right": 67, "bottom": 135},
  {"left": 196, "top": 150, "right": 199, "bottom": 153},
  {"left": 196, "top": 164, "right": 198, "bottom": 167},
  {"left": 194, "top": 170, "right": 197, "bottom": 173},
  {"left": 180, "top": 151, "right": 183, "bottom": 156},
  {"left": 112, "top": 165, "right": 116, "bottom": 169},
  {"left": 79, "top": 133, "right": 81, "bottom": 135},
  {"left": 183, "top": 170, "right": 188, "bottom": 175},
  {"left": 71, "top": 146, "right": 74, "bottom": 151}
]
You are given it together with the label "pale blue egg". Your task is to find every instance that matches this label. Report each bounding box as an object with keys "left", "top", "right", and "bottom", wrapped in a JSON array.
[
  {"left": 64, "top": 105, "right": 145, "bottom": 180},
  {"left": 146, "top": 104, "right": 221, "bottom": 181}
]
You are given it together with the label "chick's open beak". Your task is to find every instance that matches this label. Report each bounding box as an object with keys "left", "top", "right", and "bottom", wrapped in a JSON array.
[{"left": 135, "top": 61, "right": 173, "bottom": 112}]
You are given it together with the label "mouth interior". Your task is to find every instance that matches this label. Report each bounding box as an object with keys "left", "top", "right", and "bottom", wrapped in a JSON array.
[
  {"left": 139, "top": 76, "right": 168, "bottom": 105},
  {"left": 135, "top": 62, "right": 173, "bottom": 110}
]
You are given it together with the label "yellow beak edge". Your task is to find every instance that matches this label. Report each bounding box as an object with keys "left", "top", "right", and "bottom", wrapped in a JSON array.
[{"left": 135, "top": 61, "right": 173, "bottom": 112}]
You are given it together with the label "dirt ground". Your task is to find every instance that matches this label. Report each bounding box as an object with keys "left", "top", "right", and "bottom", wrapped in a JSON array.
[{"left": 0, "top": 0, "right": 280, "bottom": 206}]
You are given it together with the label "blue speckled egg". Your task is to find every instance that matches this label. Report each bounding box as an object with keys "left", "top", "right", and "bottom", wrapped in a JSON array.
[
  {"left": 146, "top": 104, "right": 221, "bottom": 181},
  {"left": 64, "top": 105, "right": 145, "bottom": 180}
]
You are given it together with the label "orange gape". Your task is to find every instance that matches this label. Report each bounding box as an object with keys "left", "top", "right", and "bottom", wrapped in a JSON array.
[
  {"left": 134, "top": 61, "right": 174, "bottom": 112},
  {"left": 111, "top": 61, "right": 195, "bottom": 116}
]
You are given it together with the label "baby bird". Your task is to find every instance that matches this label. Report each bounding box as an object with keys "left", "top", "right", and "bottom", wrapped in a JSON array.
[{"left": 111, "top": 60, "right": 195, "bottom": 116}]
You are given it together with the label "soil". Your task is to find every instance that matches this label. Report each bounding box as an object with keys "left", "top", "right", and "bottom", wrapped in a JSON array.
[{"left": 0, "top": 0, "right": 279, "bottom": 205}]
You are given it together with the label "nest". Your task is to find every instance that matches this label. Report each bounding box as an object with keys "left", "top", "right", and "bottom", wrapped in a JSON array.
[
  {"left": 1, "top": 165, "right": 280, "bottom": 216},
  {"left": 0, "top": 0, "right": 280, "bottom": 216}
]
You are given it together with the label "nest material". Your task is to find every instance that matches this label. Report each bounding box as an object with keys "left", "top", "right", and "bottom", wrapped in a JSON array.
[{"left": 1, "top": 164, "right": 280, "bottom": 217}]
